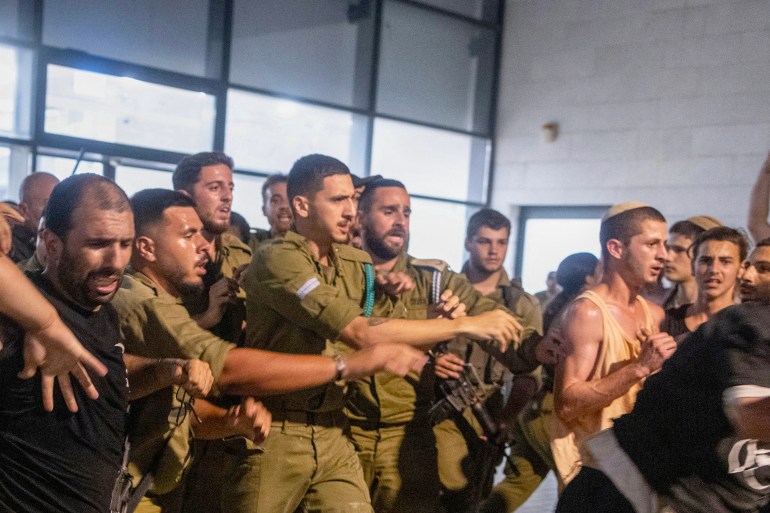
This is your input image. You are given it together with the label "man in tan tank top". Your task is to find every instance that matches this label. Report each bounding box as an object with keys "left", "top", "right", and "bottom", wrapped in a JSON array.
[{"left": 550, "top": 202, "right": 677, "bottom": 488}]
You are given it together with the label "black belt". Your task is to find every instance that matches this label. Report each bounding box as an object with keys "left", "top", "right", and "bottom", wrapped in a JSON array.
[{"left": 272, "top": 409, "right": 345, "bottom": 427}]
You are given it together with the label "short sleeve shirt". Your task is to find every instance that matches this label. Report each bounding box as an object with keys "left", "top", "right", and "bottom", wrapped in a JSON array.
[
  {"left": 614, "top": 302, "right": 770, "bottom": 512},
  {"left": 0, "top": 272, "right": 127, "bottom": 513}
]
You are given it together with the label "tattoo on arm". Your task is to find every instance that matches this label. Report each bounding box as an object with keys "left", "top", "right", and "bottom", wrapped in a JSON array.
[{"left": 367, "top": 317, "right": 391, "bottom": 327}]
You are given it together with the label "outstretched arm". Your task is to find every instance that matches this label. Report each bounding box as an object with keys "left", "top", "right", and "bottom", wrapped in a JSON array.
[
  {"left": 217, "top": 343, "right": 427, "bottom": 396},
  {"left": 748, "top": 152, "right": 770, "bottom": 243},
  {"left": 339, "top": 309, "right": 520, "bottom": 351},
  {"left": 0, "top": 255, "right": 108, "bottom": 412}
]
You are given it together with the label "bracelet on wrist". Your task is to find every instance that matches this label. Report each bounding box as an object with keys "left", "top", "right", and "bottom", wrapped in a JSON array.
[{"left": 333, "top": 355, "right": 346, "bottom": 381}]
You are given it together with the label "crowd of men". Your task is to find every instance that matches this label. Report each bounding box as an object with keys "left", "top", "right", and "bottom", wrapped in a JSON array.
[{"left": 0, "top": 150, "right": 770, "bottom": 513}]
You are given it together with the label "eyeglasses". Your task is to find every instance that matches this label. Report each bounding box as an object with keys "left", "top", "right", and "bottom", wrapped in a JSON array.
[{"left": 172, "top": 387, "right": 202, "bottom": 427}]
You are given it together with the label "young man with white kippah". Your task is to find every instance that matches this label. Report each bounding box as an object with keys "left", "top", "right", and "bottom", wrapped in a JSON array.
[{"left": 550, "top": 202, "right": 677, "bottom": 488}]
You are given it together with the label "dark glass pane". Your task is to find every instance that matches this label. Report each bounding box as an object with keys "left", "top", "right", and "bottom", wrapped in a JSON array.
[
  {"left": 43, "top": 0, "right": 211, "bottom": 76},
  {"left": 0, "top": 0, "right": 34, "bottom": 41},
  {"left": 377, "top": 1, "right": 496, "bottom": 133},
  {"left": 417, "top": 0, "right": 499, "bottom": 23},
  {"left": 231, "top": 0, "right": 374, "bottom": 108}
]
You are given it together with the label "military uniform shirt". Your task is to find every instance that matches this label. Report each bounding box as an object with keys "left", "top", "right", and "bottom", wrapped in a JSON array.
[
  {"left": 247, "top": 227, "right": 274, "bottom": 254},
  {"left": 113, "top": 271, "right": 236, "bottom": 494},
  {"left": 243, "top": 230, "right": 370, "bottom": 413},
  {"left": 445, "top": 265, "right": 543, "bottom": 400},
  {"left": 345, "top": 253, "right": 510, "bottom": 425}
]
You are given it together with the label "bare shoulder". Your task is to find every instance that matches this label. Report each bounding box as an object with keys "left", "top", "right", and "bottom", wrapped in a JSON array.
[
  {"left": 560, "top": 297, "right": 604, "bottom": 352},
  {"left": 563, "top": 297, "right": 603, "bottom": 325}
]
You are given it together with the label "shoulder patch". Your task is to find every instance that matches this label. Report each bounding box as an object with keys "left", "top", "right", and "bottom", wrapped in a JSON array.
[
  {"left": 408, "top": 257, "right": 449, "bottom": 273},
  {"left": 333, "top": 243, "right": 373, "bottom": 264}
]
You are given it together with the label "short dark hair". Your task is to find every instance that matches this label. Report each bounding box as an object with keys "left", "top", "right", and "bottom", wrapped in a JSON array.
[
  {"left": 229, "top": 211, "right": 252, "bottom": 244},
  {"left": 466, "top": 209, "right": 511, "bottom": 240},
  {"left": 599, "top": 206, "right": 666, "bottom": 262},
  {"left": 261, "top": 174, "right": 287, "bottom": 204},
  {"left": 689, "top": 226, "right": 748, "bottom": 263},
  {"left": 130, "top": 188, "right": 196, "bottom": 237},
  {"left": 45, "top": 174, "right": 131, "bottom": 239},
  {"left": 669, "top": 220, "right": 705, "bottom": 240},
  {"left": 357, "top": 178, "right": 407, "bottom": 213},
  {"left": 756, "top": 237, "right": 770, "bottom": 249},
  {"left": 286, "top": 154, "right": 349, "bottom": 207},
  {"left": 172, "top": 152, "right": 234, "bottom": 192}
]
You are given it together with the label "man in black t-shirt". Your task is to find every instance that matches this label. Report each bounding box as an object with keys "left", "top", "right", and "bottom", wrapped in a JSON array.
[
  {"left": 0, "top": 174, "right": 134, "bottom": 513},
  {"left": 557, "top": 241, "right": 770, "bottom": 513}
]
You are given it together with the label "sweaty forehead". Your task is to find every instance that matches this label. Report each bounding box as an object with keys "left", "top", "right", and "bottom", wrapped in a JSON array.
[{"left": 163, "top": 205, "right": 203, "bottom": 230}]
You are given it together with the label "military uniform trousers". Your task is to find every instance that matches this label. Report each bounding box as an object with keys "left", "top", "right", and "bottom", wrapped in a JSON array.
[
  {"left": 221, "top": 411, "right": 373, "bottom": 513},
  {"left": 349, "top": 418, "right": 439, "bottom": 513},
  {"left": 479, "top": 392, "right": 555, "bottom": 513},
  {"left": 435, "top": 405, "right": 506, "bottom": 513},
  {"left": 133, "top": 485, "right": 185, "bottom": 513}
]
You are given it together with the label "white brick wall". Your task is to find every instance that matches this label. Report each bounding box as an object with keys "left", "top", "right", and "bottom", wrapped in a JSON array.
[{"left": 493, "top": 0, "right": 770, "bottom": 244}]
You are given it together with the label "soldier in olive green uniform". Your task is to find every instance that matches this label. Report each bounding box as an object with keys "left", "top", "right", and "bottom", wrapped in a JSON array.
[
  {"left": 246, "top": 173, "right": 291, "bottom": 253},
  {"left": 226, "top": 155, "right": 521, "bottom": 513},
  {"left": 434, "top": 209, "right": 544, "bottom": 513},
  {"left": 115, "top": 270, "right": 234, "bottom": 513},
  {"left": 228, "top": 229, "right": 375, "bottom": 513},
  {"left": 121, "top": 189, "right": 420, "bottom": 513},
  {"left": 169, "top": 152, "right": 253, "bottom": 513},
  {"left": 349, "top": 179, "right": 524, "bottom": 513}
]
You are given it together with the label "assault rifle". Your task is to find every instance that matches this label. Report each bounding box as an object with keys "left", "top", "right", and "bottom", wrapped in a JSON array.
[{"left": 429, "top": 352, "right": 540, "bottom": 476}]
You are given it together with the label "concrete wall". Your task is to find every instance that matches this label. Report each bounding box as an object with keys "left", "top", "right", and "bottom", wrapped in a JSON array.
[{"left": 493, "top": 0, "right": 770, "bottom": 234}]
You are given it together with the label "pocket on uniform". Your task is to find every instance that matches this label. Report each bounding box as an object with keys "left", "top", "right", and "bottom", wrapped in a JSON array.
[{"left": 222, "top": 436, "right": 265, "bottom": 456}]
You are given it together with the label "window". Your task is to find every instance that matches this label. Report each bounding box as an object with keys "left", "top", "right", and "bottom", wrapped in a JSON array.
[
  {"left": 409, "top": 198, "right": 476, "bottom": 271},
  {"left": 44, "top": 65, "right": 216, "bottom": 154},
  {"left": 416, "top": 0, "right": 500, "bottom": 23},
  {"left": 232, "top": 173, "right": 269, "bottom": 230},
  {"left": 0, "top": 0, "right": 35, "bottom": 41},
  {"left": 0, "top": 144, "right": 32, "bottom": 201},
  {"left": 113, "top": 166, "right": 176, "bottom": 199},
  {"left": 226, "top": 90, "right": 368, "bottom": 174},
  {"left": 42, "top": 0, "right": 211, "bottom": 76},
  {"left": 371, "top": 118, "right": 489, "bottom": 203},
  {"left": 516, "top": 207, "right": 604, "bottom": 294},
  {"left": 377, "top": 1, "right": 496, "bottom": 133},
  {"left": 0, "top": 146, "right": 10, "bottom": 200},
  {"left": 36, "top": 155, "right": 104, "bottom": 182},
  {"left": 231, "top": 0, "right": 373, "bottom": 108},
  {"left": 0, "top": 44, "right": 33, "bottom": 138}
]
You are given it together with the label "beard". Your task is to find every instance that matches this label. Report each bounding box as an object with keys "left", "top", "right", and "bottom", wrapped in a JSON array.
[
  {"left": 58, "top": 246, "right": 124, "bottom": 308},
  {"left": 364, "top": 227, "right": 408, "bottom": 261}
]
